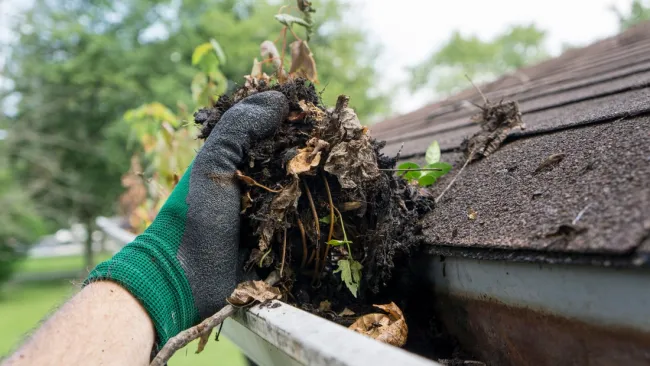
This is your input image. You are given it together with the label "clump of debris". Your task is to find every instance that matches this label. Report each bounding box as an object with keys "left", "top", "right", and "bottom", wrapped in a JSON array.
[{"left": 195, "top": 78, "right": 433, "bottom": 317}]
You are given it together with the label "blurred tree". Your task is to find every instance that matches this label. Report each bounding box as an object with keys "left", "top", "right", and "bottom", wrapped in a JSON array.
[
  {"left": 0, "top": 126, "right": 47, "bottom": 285},
  {"left": 408, "top": 24, "right": 549, "bottom": 95},
  {"left": 3, "top": 0, "right": 386, "bottom": 267},
  {"left": 612, "top": 0, "right": 650, "bottom": 31}
]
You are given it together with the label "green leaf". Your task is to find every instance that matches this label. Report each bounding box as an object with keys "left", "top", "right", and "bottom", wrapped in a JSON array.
[
  {"left": 274, "top": 14, "right": 312, "bottom": 29},
  {"left": 396, "top": 162, "right": 421, "bottom": 181},
  {"left": 333, "top": 259, "right": 363, "bottom": 297},
  {"left": 425, "top": 140, "right": 441, "bottom": 164},
  {"left": 209, "top": 39, "right": 227, "bottom": 65},
  {"left": 418, "top": 174, "right": 436, "bottom": 187},
  {"left": 192, "top": 43, "right": 214, "bottom": 66},
  {"left": 423, "top": 162, "right": 452, "bottom": 179},
  {"left": 327, "top": 239, "right": 352, "bottom": 246},
  {"left": 319, "top": 215, "right": 338, "bottom": 224}
]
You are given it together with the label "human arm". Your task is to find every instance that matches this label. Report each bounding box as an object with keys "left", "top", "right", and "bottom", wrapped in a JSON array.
[
  {"left": 2, "top": 91, "right": 289, "bottom": 366},
  {"left": 3, "top": 282, "right": 155, "bottom": 366}
]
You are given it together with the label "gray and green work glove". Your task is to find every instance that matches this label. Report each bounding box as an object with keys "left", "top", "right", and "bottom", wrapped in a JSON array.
[{"left": 86, "top": 91, "right": 289, "bottom": 348}]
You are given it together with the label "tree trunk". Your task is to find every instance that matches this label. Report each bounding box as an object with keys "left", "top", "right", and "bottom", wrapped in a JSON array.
[{"left": 84, "top": 217, "right": 95, "bottom": 269}]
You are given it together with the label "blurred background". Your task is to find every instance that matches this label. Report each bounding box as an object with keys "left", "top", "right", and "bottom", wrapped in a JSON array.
[{"left": 0, "top": 0, "right": 648, "bottom": 363}]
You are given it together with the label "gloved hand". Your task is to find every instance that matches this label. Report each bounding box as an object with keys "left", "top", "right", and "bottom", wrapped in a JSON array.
[{"left": 86, "top": 91, "right": 289, "bottom": 348}]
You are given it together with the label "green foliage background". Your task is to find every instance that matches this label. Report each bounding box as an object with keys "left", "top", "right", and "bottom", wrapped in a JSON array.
[{"left": 0, "top": 0, "right": 388, "bottom": 281}]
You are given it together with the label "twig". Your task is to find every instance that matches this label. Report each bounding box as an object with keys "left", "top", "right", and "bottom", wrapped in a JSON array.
[
  {"left": 465, "top": 74, "right": 488, "bottom": 104},
  {"left": 379, "top": 168, "right": 443, "bottom": 172},
  {"left": 150, "top": 272, "right": 280, "bottom": 366},
  {"left": 234, "top": 170, "right": 282, "bottom": 193},
  {"left": 280, "top": 226, "right": 288, "bottom": 277},
  {"left": 572, "top": 203, "right": 592, "bottom": 225},
  {"left": 435, "top": 149, "right": 475, "bottom": 204},
  {"left": 320, "top": 175, "right": 335, "bottom": 275},
  {"left": 297, "top": 218, "right": 308, "bottom": 268},
  {"left": 150, "top": 306, "right": 236, "bottom": 366}
]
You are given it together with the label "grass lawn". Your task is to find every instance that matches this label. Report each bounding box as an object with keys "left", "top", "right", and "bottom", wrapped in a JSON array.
[
  {"left": 0, "top": 275, "right": 247, "bottom": 365},
  {"left": 17, "top": 252, "right": 114, "bottom": 275}
]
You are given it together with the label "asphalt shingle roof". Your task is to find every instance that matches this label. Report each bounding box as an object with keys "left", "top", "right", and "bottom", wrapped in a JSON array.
[{"left": 371, "top": 22, "right": 650, "bottom": 264}]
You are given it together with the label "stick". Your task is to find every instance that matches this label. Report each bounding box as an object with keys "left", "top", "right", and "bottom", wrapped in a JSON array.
[
  {"left": 150, "top": 272, "right": 280, "bottom": 366},
  {"left": 465, "top": 74, "right": 488, "bottom": 105},
  {"left": 150, "top": 306, "right": 236, "bottom": 366},
  {"left": 435, "top": 150, "right": 475, "bottom": 204}
]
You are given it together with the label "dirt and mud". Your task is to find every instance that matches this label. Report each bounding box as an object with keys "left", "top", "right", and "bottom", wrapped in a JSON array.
[{"left": 194, "top": 79, "right": 476, "bottom": 362}]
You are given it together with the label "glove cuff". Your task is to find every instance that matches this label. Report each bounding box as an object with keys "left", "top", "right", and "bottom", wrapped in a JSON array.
[{"left": 85, "top": 231, "right": 199, "bottom": 347}]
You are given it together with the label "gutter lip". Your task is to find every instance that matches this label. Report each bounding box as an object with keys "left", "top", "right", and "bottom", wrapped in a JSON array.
[
  {"left": 424, "top": 243, "right": 650, "bottom": 269},
  {"left": 428, "top": 254, "right": 650, "bottom": 333}
]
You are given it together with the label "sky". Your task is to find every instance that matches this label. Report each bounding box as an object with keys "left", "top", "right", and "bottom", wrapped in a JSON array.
[
  {"left": 352, "top": 0, "right": 631, "bottom": 114},
  {"left": 0, "top": 0, "right": 634, "bottom": 117}
]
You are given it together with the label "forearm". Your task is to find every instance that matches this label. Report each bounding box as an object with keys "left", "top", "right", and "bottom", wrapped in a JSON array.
[{"left": 3, "top": 281, "right": 155, "bottom": 366}]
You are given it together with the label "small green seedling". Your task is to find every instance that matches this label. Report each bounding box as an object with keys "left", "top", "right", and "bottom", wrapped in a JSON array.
[
  {"left": 396, "top": 140, "right": 452, "bottom": 187},
  {"left": 327, "top": 209, "right": 362, "bottom": 297}
]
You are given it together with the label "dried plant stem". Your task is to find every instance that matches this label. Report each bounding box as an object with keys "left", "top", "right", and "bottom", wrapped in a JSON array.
[
  {"left": 435, "top": 150, "right": 475, "bottom": 204},
  {"left": 297, "top": 218, "right": 308, "bottom": 268},
  {"left": 379, "top": 168, "right": 443, "bottom": 172},
  {"left": 301, "top": 179, "right": 320, "bottom": 238},
  {"left": 280, "top": 227, "right": 288, "bottom": 277},
  {"left": 320, "top": 175, "right": 335, "bottom": 275},
  {"left": 150, "top": 306, "right": 236, "bottom": 366},
  {"left": 150, "top": 272, "right": 280, "bottom": 366},
  {"left": 235, "top": 171, "right": 282, "bottom": 193}
]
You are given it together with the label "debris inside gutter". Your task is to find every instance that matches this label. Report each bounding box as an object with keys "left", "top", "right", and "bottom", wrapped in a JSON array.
[
  {"left": 183, "top": 2, "right": 519, "bottom": 363},
  {"left": 193, "top": 77, "right": 515, "bottom": 364}
]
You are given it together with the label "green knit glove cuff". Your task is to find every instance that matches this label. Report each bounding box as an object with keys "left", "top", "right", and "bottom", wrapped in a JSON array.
[{"left": 85, "top": 168, "right": 199, "bottom": 347}]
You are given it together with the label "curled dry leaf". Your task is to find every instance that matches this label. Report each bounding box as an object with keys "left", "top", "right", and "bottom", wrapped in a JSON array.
[
  {"left": 349, "top": 302, "right": 408, "bottom": 347},
  {"left": 260, "top": 40, "right": 287, "bottom": 80},
  {"left": 258, "top": 177, "right": 300, "bottom": 251},
  {"left": 226, "top": 280, "right": 282, "bottom": 307},
  {"left": 463, "top": 100, "right": 523, "bottom": 162},
  {"left": 324, "top": 134, "right": 380, "bottom": 189},
  {"left": 286, "top": 138, "right": 329, "bottom": 176},
  {"left": 289, "top": 40, "right": 318, "bottom": 83},
  {"left": 287, "top": 148, "right": 321, "bottom": 175}
]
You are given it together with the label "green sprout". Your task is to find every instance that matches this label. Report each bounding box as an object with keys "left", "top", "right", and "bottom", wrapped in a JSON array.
[
  {"left": 396, "top": 140, "right": 452, "bottom": 187},
  {"left": 326, "top": 208, "right": 362, "bottom": 297}
]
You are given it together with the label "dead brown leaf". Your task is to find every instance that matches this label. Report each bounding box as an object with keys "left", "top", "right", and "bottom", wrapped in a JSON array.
[
  {"left": 338, "top": 308, "right": 356, "bottom": 317},
  {"left": 226, "top": 280, "right": 282, "bottom": 307},
  {"left": 287, "top": 148, "right": 321, "bottom": 175},
  {"left": 289, "top": 40, "right": 318, "bottom": 83},
  {"left": 241, "top": 191, "right": 253, "bottom": 213},
  {"left": 324, "top": 134, "right": 380, "bottom": 189},
  {"left": 349, "top": 302, "right": 408, "bottom": 347},
  {"left": 463, "top": 100, "right": 524, "bottom": 162}
]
